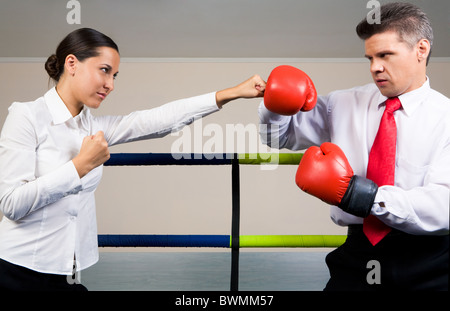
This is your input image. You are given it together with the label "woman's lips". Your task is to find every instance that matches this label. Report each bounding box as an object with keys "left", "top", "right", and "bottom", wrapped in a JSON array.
[{"left": 97, "top": 92, "right": 106, "bottom": 100}]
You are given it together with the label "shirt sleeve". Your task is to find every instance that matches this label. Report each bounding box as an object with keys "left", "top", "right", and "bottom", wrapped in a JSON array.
[
  {"left": 0, "top": 103, "right": 82, "bottom": 221},
  {"left": 97, "top": 92, "right": 220, "bottom": 146},
  {"left": 258, "top": 96, "right": 331, "bottom": 151},
  {"left": 372, "top": 141, "right": 450, "bottom": 235}
]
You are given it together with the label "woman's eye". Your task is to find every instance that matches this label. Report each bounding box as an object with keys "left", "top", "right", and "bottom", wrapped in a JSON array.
[{"left": 101, "top": 66, "right": 117, "bottom": 79}]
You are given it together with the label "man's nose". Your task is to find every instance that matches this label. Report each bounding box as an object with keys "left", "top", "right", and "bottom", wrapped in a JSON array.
[{"left": 370, "top": 59, "right": 384, "bottom": 74}]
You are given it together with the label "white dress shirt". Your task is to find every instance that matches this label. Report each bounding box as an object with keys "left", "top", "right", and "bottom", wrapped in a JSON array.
[
  {"left": 259, "top": 79, "right": 450, "bottom": 236},
  {"left": 0, "top": 87, "right": 219, "bottom": 274}
]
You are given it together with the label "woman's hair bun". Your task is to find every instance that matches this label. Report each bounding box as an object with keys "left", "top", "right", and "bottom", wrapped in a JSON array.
[
  {"left": 44, "top": 54, "right": 61, "bottom": 82},
  {"left": 44, "top": 28, "right": 119, "bottom": 83}
]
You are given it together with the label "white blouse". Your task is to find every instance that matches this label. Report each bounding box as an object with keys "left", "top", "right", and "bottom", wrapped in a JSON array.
[{"left": 0, "top": 87, "right": 219, "bottom": 274}]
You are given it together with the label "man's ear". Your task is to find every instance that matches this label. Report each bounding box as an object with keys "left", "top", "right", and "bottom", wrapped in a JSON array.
[{"left": 416, "top": 39, "right": 431, "bottom": 64}]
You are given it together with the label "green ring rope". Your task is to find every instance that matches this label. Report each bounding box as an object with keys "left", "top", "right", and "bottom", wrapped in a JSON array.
[
  {"left": 237, "top": 153, "right": 303, "bottom": 165},
  {"left": 231, "top": 235, "right": 346, "bottom": 248}
]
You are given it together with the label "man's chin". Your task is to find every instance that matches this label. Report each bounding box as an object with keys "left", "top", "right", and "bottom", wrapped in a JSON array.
[{"left": 377, "top": 86, "right": 400, "bottom": 99}]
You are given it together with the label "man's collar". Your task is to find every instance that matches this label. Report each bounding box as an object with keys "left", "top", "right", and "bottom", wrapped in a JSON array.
[
  {"left": 377, "top": 77, "right": 431, "bottom": 117},
  {"left": 397, "top": 78, "right": 430, "bottom": 117}
]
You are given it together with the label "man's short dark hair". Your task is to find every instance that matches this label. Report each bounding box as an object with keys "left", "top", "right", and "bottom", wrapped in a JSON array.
[{"left": 356, "top": 2, "right": 433, "bottom": 64}]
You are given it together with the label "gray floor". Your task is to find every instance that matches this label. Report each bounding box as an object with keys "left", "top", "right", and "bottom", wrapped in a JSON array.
[{"left": 81, "top": 251, "right": 330, "bottom": 291}]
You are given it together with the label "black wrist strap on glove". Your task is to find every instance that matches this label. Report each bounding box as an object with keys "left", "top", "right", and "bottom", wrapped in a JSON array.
[{"left": 339, "top": 175, "right": 378, "bottom": 218}]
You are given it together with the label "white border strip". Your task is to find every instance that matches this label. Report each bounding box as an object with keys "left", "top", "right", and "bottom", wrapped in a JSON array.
[{"left": 1, "top": 57, "right": 449, "bottom": 63}]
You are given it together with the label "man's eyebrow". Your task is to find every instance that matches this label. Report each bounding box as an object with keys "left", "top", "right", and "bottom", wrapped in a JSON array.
[{"left": 365, "top": 50, "right": 394, "bottom": 58}]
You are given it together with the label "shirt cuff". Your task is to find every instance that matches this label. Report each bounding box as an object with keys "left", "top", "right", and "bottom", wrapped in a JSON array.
[
  {"left": 200, "top": 92, "right": 221, "bottom": 113},
  {"left": 258, "top": 100, "right": 291, "bottom": 123},
  {"left": 372, "top": 189, "right": 389, "bottom": 216},
  {"left": 40, "top": 161, "right": 83, "bottom": 202}
]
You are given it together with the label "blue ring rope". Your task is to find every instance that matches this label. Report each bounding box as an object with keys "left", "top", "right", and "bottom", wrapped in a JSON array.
[
  {"left": 98, "top": 234, "right": 230, "bottom": 248},
  {"left": 104, "top": 153, "right": 233, "bottom": 166}
]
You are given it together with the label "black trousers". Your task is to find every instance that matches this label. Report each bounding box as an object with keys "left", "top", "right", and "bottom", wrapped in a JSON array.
[
  {"left": 0, "top": 258, "right": 87, "bottom": 291},
  {"left": 324, "top": 225, "right": 449, "bottom": 291}
]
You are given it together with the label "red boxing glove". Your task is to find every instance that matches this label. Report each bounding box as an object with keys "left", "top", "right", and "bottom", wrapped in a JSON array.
[
  {"left": 296, "top": 142, "right": 352, "bottom": 206},
  {"left": 295, "top": 142, "right": 377, "bottom": 218},
  {"left": 264, "top": 65, "right": 317, "bottom": 115}
]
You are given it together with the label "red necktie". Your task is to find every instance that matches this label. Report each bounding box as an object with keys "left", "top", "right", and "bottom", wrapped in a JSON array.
[{"left": 364, "top": 97, "right": 401, "bottom": 246}]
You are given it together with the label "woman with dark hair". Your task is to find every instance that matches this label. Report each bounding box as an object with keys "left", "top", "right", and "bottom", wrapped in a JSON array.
[{"left": 0, "top": 28, "right": 266, "bottom": 290}]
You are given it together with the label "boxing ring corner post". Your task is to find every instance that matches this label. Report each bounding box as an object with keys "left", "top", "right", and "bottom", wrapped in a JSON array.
[{"left": 230, "top": 154, "right": 240, "bottom": 291}]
